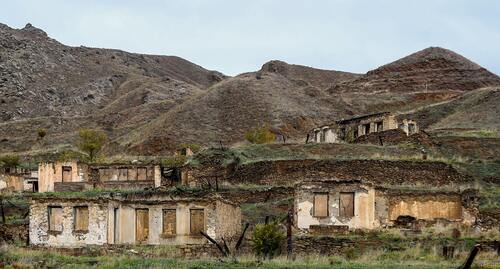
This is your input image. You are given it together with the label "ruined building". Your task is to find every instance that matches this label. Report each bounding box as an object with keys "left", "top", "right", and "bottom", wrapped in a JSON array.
[
  {"left": 29, "top": 193, "right": 241, "bottom": 247},
  {"left": 295, "top": 179, "right": 477, "bottom": 233},
  {"left": 306, "top": 112, "right": 419, "bottom": 143},
  {"left": 37, "top": 161, "right": 162, "bottom": 192},
  {"left": 0, "top": 166, "right": 38, "bottom": 192}
]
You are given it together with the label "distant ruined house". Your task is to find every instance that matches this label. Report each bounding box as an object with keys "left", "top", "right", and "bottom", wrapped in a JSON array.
[
  {"left": 306, "top": 112, "right": 419, "bottom": 144},
  {"left": 29, "top": 193, "right": 241, "bottom": 247},
  {"left": 37, "top": 161, "right": 162, "bottom": 192},
  {"left": 0, "top": 166, "right": 38, "bottom": 192}
]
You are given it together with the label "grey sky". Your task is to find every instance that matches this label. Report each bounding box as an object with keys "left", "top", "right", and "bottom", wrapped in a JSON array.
[{"left": 1, "top": 0, "right": 499, "bottom": 76}]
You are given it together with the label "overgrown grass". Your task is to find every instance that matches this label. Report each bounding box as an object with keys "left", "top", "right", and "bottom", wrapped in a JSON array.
[{"left": 1, "top": 245, "right": 499, "bottom": 269}]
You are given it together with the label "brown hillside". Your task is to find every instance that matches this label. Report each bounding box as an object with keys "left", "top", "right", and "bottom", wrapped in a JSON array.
[
  {"left": 1, "top": 23, "right": 499, "bottom": 155},
  {"left": 329, "top": 47, "right": 500, "bottom": 94}
]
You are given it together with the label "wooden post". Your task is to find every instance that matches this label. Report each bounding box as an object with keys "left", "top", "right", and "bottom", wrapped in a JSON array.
[
  {"left": 235, "top": 223, "right": 250, "bottom": 251},
  {"left": 0, "top": 196, "right": 5, "bottom": 224},
  {"left": 286, "top": 211, "right": 293, "bottom": 259},
  {"left": 458, "top": 244, "right": 481, "bottom": 269},
  {"left": 200, "top": 231, "right": 228, "bottom": 257}
]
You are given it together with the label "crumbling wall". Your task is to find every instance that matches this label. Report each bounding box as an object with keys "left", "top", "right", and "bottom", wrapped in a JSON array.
[
  {"left": 354, "top": 129, "right": 433, "bottom": 146},
  {"left": 295, "top": 183, "right": 377, "bottom": 230},
  {"left": 389, "top": 196, "right": 462, "bottom": 221},
  {"left": 111, "top": 201, "right": 218, "bottom": 245},
  {"left": 379, "top": 192, "right": 477, "bottom": 226},
  {"left": 215, "top": 200, "right": 242, "bottom": 241},
  {"left": 29, "top": 200, "right": 108, "bottom": 247},
  {"left": 89, "top": 164, "right": 161, "bottom": 190},
  {"left": 38, "top": 161, "right": 85, "bottom": 192},
  {"left": 0, "top": 174, "right": 24, "bottom": 191}
]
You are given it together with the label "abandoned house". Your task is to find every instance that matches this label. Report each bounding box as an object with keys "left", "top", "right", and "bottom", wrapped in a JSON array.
[
  {"left": 0, "top": 166, "right": 38, "bottom": 192},
  {"left": 306, "top": 112, "right": 419, "bottom": 144},
  {"left": 88, "top": 163, "right": 162, "bottom": 190},
  {"left": 295, "top": 179, "right": 477, "bottom": 234},
  {"left": 37, "top": 161, "right": 162, "bottom": 192},
  {"left": 38, "top": 161, "right": 88, "bottom": 192},
  {"left": 29, "top": 193, "right": 241, "bottom": 247}
]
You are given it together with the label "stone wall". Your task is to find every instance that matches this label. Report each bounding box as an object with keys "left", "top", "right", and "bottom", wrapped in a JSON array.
[
  {"left": 354, "top": 129, "right": 433, "bottom": 146},
  {"left": 54, "top": 182, "right": 93, "bottom": 192},
  {"left": 215, "top": 200, "right": 242, "bottom": 242},
  {"left": 89, "top": 164, "right": 161, "bottom": 190},
  {"left": 187, "top": 159, "right": 468, "bottom": 187},
  {"left": 29, "top": 199, "right": 108, "bottom": 247}
]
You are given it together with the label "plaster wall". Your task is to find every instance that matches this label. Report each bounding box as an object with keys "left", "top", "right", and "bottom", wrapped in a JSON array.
[
  {"left": 111, "top": 201, "right": 223, "bottom": 245},
  {"left": 389, "top": 197, "right": 463, "bottom": 221},
  {"left": 296, "top": 184, "right": 377, "bottom": 230},
  {"left": 38, "top": 162, "right": 83, "bottom": 192},
  {"left": 0, "top": 174, "right": 24, "bottom": 191}
]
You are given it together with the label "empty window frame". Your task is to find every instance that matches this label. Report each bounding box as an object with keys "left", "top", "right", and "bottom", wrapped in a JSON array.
[
  {"left": 190, "top": 209, "right": 205, "bottom": 235},
  {"left": 118, "top": 168, "right": 128, "bottom": 181},
  {"left": 128, "top": 168, "right": 137, "bottom": 181},
  {"left": 162, "top": 209, "right": 176, "bottom": 236},
  {"left": 375, "top": 121, "right": 383, "bottom": 132},
  {"left": 99, "top": 168, "right": 112, "bottom": 181},
  {"left": 362, "top": 124, "right": 370, "bottom": 135},
  {"left": 62, "top": 166, "right": 72, "bottom": 182},
  {"left": 137, "top": 167, "right": 147, "bottom": 181},
  {"left": 74, "top": 206, "right": 89, "bottom": 231},
  {"left": 48, "top": 206, "right": 63, "bottom": 232},
  {"left": 408, "top": 123, "right": 416, "bottom": 134},
  {"left": 339, "top": 192, "right": 355, "bottom": 218},
  {"left": 313, "top": 193, "right": 329, "bottom": 217},
  {"left": 135, "top": 209, "right": 149, "bottom": 243}
]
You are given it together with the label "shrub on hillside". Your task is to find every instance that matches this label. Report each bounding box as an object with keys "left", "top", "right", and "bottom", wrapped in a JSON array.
[
  {"left": 245, "top": 125, "right": 276, "bottom": 144},
  {"left": 162, "top": 155, "right": 188, "bottom": 168},
  {"left": 252, "top": 221, "right": 286, "bottom": 258},
  {"left": 37, "top": 128, "right": 47, "bottom": 139}
]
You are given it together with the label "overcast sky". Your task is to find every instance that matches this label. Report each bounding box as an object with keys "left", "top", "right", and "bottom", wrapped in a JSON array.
[{"left": 1, "top": 0, "right": 499, "bottom": 76}]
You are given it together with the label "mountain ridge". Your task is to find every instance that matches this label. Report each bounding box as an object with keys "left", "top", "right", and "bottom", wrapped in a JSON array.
[{"left": 1, "top": 23, "right": 499, "bottom": 155}]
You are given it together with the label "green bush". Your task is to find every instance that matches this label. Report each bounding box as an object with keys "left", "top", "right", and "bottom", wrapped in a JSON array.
[
  {"left": 37, "top": 128, "right": 47, "bottom": 139},
  {"left": 0, "top": 154, "right": 20, "bottom": 168},
  {"left": 245, "top": 125, "right": 276, "bottom": 144},
  {"left": 162, "top": 155, "right": 187, "bottom": 168},
  {"left": 252, "top": 221, "right": 286, "bottom": 258}
]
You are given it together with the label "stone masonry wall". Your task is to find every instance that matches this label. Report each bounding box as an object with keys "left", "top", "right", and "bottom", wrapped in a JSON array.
[
  {"left": 29, "top": 199, "right": 108, "bottom": 247},
  {"left": 188, "top": 159, "right": 468, "bottom": 187}
]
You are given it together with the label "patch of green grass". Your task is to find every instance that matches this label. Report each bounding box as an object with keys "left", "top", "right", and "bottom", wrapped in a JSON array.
[
  {"left": 3, "top": 245, "right": 499, "bottom": 269},
  {"left": 479, "top": 184, "right": 500, "bottom": 210}
]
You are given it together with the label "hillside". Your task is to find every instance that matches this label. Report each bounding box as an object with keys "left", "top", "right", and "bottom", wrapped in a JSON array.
[{"left": 1, "top": 23, "right": 500, "bottom": 155}]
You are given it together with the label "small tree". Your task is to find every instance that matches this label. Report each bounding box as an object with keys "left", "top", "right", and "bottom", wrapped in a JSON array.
[
  {"left": 0, "top": 154, "right": 20, "bottom": 169},
  {"left": 37, "top": 128, "right": 47, "bottom": 139},
  {"left": 76, "top": 129, "right": 107, "bottom": 162},
  {"left": 252, "top": 221, "right": 286, "bottom": 258},
  {"left": 245, "top": 125, "right": 276, "bottom": 144}
]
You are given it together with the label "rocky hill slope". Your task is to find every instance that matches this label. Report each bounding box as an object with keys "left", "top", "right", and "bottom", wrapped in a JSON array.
[{"left": 1, "top": 23, "right": 499, "bottom": 155}]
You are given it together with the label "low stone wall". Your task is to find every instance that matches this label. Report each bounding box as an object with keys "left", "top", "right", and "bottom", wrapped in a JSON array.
[
  {"left": 54, "top": 182, "right": 93, "bottom": 192},
  {"left": 355, "top": 129, "right": 433, "bottom": 147},
  {"left": 98, "top": 180, "right": 155, "bottom": 190},
  {"left": 293, "top": 236, "right": 358, "bottom": 256},
  {"left": 308, "top": 225, "right": 349, "bottom": 236},
  {"left": 188, "top": 159, "right": 468, "bottom": 187}
]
